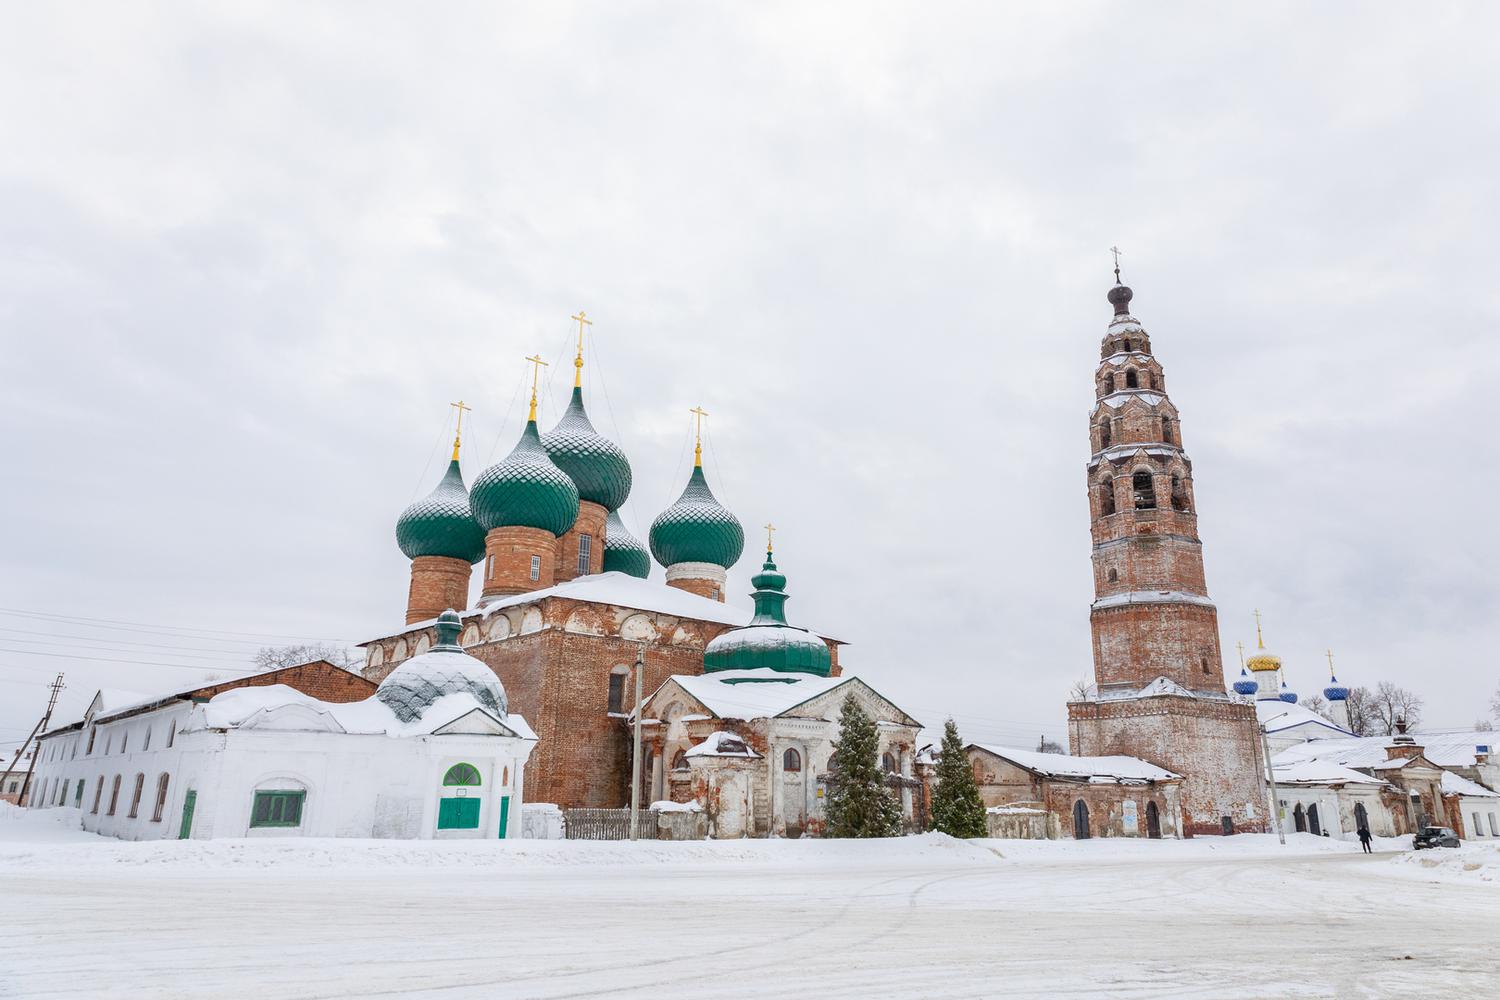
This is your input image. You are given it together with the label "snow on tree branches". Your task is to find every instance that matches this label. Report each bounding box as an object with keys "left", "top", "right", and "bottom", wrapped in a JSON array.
[
  {"left": 930, "top": 719, "right": 987, "bottom": 839},
  {"left": 822, "top": 694, "right": 901, "bottom": 839}
]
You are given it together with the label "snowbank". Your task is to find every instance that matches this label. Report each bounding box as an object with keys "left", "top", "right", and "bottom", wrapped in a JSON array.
[
  {"left": 0, "top": 802, "right": 97, "bottom": 844},
  {"left": 1384, "top": 842, "right": 1500, "bottom": 885}
]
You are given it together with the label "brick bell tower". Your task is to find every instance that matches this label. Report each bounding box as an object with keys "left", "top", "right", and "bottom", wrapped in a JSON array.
[{"left": 1068, "top": 262, "right": 1267, "bottom": 836}]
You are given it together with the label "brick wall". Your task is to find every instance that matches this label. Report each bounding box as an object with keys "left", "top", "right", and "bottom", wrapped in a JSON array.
[
  {"left": 554, "top": 501, "right": 606, "bottom": 583},
  {"left": 405, "top": 555, "right": 473, "bottom": 624},
  {"left": 481, "top": 526, "right": 558, "bottom": 598},
  {"left": 192, "top": 660, "right": 376, "bottom": 704}
]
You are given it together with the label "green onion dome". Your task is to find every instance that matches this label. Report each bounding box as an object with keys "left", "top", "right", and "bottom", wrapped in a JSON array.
[
  {"left": 602, "top": 510, "right": 651, "bottom": 579},
  {"left": 540, "top": 387, "right": 633, "bottom": 511},
  {"left": 470, "top": 420, "right": 580, "bottom": 536},
  {"left": 395, "top": 459, "right": 486, "bottom": 564},
  {"left": 703, "top": 550, "right": 831, "bottom": 676},
  {"left": 649, "top": 464, "right": 744, "bottom": 569}
]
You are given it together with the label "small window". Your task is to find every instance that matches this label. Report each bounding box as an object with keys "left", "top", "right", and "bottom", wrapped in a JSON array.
[
  {"left": 1099, "top": 420, "right": 1112, "bottom": 448},
  {"left": 502, "top": 766, "right": 509, "bottom": 786},
  {"left": 1125, "top": 370, "right": 1139, "bottom": 389},
  {"left": 128, "top": 773, "right": 145, "bottom": 818},
  {"left": 107, "top": 775, "right": 122, "bottom": 816},
  {"left": 1143, "top": 371, "right": 1155, "bottom": 390},
  {"left": 250, "top": 790, "right": 305, "bottom": 828},
  {"left": 1133, "top": 471, "right": 1157, "bottom": 510},
  {"left": 105, "top": 734, "right": 112, "bottom": 755},
  {"left": 577, "top": 534, "right": 592, "bottom": 576},
  {"left": 1171, "top": 475, "right": 1189, "bottom": 512},
  {"left": 1122, "top": 339, "right": 1132, "bottom": 352},
  {"left": 92, "top": 776, "right": 103, "bottom": 814},
  {"left": 442, "top": 763, "right": 482, "bottom": 787},
  {"left": 672, "top": 750, "right": 689, "bottom": 771},
  {"left": 1100, "top": 481, "right": 1116, "bottom": 517},
  {"left": 783, "top": 748, "right": 802, "bottom": 772},
  {"left": 530, "top": 555, "right": 541, "bottom": 581},
  {"left": 1476, "top": 813, "right": 1485, "bottom": 837},
  {"left": 1107, "top": 568, "right": 1118, "bottom": 583},
  {"left": 142, "top": 727, "right": 151, "bottom": 752},
  {"left": 607, "top": 667, "right": 628, "bottom": 715},
  {"left": 152, "top": 774, "right": 170, "bottom": 822},
  {"left": 1161, "top": 416, "right": 1174, "bottom": 444},
  {"left": 881, "top": 752, "right": 897, "bottom": 774},
  {"left": 1490, "top": 813, "right": 1498, "bottom": 837},
  {"left": 87, "top": 729, "right": 95, "bottom": 754},
  {"left": 74, "top": 781, "right": 83, "bottom": 808},
  {"left": 486, "top": 554, "right": 495, "bottom": 580},
  {"left": 58, "top": 780, "right": 68, "bottom": 806},
  {"left": 1201, "top": 656, "right": 1210, "bottom": 675},
  {"left": 167, "top": 720, "right": 175, "bottom": 748},
  {"left": 121, "top": 732, "right": 128, "bottom": 754}
]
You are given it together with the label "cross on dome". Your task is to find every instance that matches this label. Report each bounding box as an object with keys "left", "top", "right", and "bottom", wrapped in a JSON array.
[{"left": 571, "top": 310, "right": 592, "bottom": 387}]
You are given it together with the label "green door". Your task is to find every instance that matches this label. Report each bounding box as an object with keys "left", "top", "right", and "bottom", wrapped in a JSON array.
[
  {"left": 178, "top": 790, "right": 197, "bottom": 839},
  {"left": 437, "top": 797, "right": 480, "bottom": 830},
  {"left": 498, "top": 796, "right": 510, "bottom": 838}
]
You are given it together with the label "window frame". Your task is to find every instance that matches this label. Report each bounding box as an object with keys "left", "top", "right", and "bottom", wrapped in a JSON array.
[
  {"left": 107, "top": 775, "right": 122, "bottom": 816},
  {"left": 127, "top": 773, "right": 145, "bottom": 818},
  {"left": 783, "top": 748, "right": 802, "bottom": 773},
  {"left": 529, "top": 554, "right": 541, "bottom": 581},
  {"left": 152, "top": 773, "right": 170, "bottom": 822},
  {"left": 249, "top": 790, "right": 306, "bottom": 829},
  {"left": 442, "top": 762, "right": 483, "bottom": 787},
  {"left": 577, "top": 533, "right": 592, "bottom": 576}
]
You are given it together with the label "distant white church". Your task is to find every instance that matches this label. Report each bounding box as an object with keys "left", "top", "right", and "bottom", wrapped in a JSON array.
[{"left": 26, "top": 612, "right": 535, "bottom": 840}]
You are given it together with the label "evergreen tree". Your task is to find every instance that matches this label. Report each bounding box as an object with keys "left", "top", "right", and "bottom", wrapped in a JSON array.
[
  {"left": 929, "top": 719, "right": 989, "bottom": 838},
  {"left": 823, "top": 694, "right": 902, "bottom": 838}
]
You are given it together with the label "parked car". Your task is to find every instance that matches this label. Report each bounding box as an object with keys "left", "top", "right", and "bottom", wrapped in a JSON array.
[{"left": 1413, "top": 826, "right": 1460, "bottom": 850}]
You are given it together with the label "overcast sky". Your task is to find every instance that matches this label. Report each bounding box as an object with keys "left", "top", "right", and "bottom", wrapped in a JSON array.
[{"left": 2, "top": 4, "right": 1496, "bottom": 752}]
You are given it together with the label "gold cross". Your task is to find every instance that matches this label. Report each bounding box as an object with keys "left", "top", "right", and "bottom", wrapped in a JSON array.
[
  {"left": 764, "top": 522, "right": 776, "bottom": 553},
  {"left": 571, "top": 311, "right": 592, "bottom": 387},
  {"left": 1235, "top": 640, "right": 1245, "bottom": 668},
  {"left": 689, "top": 406, "right": 708, "bottom": 467},
  {"left": 1326, "top": 648, "right": 1336, "bottom": 676},
  {"left": 449, "top": 399, "right": 472, "bottom": 460},
  {"left": 525, "top": 354, "right": 548, "bottom": 421},
  {"left": 1110, "top": 245, "right": 1123, "bottom": 283},
  {"left": 1252, "top": 608, "right": 1264, "bottom": 649}
]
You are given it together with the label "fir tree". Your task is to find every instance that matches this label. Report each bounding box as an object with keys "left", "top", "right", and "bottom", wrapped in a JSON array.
[
  {"left": 929, "top": 719, "right": 988, "bottom": 838},
  {"left": 823, "top": 694, "right": 902, "bottom": 838}
]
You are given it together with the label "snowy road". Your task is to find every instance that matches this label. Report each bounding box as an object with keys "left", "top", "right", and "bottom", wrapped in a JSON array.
[{"left": 1, "top": 821, "right": 1496, "bottom": 999}]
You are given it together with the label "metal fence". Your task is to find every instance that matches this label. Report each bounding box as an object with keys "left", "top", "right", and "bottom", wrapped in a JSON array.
[{"left": 562, "top": 808, "right": 662, "bottom": 840}]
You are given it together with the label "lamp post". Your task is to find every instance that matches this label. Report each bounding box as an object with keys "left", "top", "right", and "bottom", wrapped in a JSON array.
[
  {"left": 629, "top": 642, "right": 645, "bottom": 841},
  {"left": 1260, "top": 723, "right": 1285, "bottom": 845}
]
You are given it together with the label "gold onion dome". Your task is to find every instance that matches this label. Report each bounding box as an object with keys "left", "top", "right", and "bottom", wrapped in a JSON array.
[{"left": 1245, "top": 612, "right": 1282, "bottom": 673}]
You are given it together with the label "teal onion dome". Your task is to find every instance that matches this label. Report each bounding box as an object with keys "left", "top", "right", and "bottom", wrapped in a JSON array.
[
  {"left": 649, "top": 465, "right": 744, "bottom": 569},
  {"left": 540, "top": 387, "right": 632, "bottom": 511},
  {"left": 602, "top": 510, "right": 650, "bottom": 579},
  {"left": 470, "top": 420, "right": 580, "bottom": 536},
  {"left": 703, "top": 549, "right": 831, "bottom": 676},
  {"left": 1232, "top": 668, "right": 1258, "bottom": 696},
  {"left": 396, "top": 459, "right": 486, "bottom": 564},
  {"left": 1323, "top": 675, "right": 1349, "bottom": 702}
]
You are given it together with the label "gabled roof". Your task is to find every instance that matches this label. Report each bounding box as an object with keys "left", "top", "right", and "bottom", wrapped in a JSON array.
[
  {"left": 186, "top": 684, "right": 536, "bottom": 741},
  {"left": 1256, "top": 700, "right": 1353, "bottom": 738},
  {"left": 1274, "top": 728, "right": 1493, "bottom": 770},
  {"left": 1272, "top": 760, "right": 1386, "bottom": 787},
  {"left": 374, "top": 571, "right": 845, "bottom": 646},
  {"left": 970, "top": 744, "right": 1180, "bottom": 784},
  {"left": 644, "top": 670, "right": 919, "bottom": 728},
  {"left": 1442, "top": 771, "right": 1500, "bottom": 798}
]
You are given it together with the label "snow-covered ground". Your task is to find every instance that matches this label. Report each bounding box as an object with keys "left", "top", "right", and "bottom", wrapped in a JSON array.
[{"left": 2, "top": 805, "right": 1496, "bottom": 999}]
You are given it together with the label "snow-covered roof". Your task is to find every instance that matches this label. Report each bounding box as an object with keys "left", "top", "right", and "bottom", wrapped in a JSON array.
[
  {"left": 685, "top": 731, "right": 761, "bottom": 759},
  {"left": 1087, "top": 444, "right": 1189, "bottom": 469},
  {"left": 184, "top": 684, "right": 536, "bottom": 742},
  {"left": 1272, "top": 760, "right": 1386, "bottom": 787},
  {"left": 1092, "top": 590, "right": 1217, "bottom": 611},
  {"left": 1092, "top": 390, "right": 1166, "bottom": 413},
  {"left": 663, "top": 671, "right": 855, "bottom": 721},
  {"left": 971, "top": 745, "right": 1180, "bottom": 784},
  {"left": 382, "top": 571, "right": 842, "bottom": 644},
  {"left": 1442, "top": 771, "right": 1500, "bottom": 798},
  {"left": 1256, "top": 700, "right": 1352, "bottom": 737},
  {"left": 1273, "top": 728, "right": 1492, "bottom": 770}
]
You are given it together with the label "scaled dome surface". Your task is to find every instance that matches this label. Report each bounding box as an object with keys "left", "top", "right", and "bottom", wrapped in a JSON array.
[
  {"left": 396, "top": 459, "right": 486, "bottom": 564},
  {"left": 540, "top": 387, "right": 633, "bottom": 511},
  {"left": 376, "top": 611, "right": 508, "bottom": 722},
  {"left": 471, "top": 421, "right": 581, "bottom": 536},
  {"left": 602, "top": 510, "right": 651, "bottom": 579},
  {"left": 703, "top": 551, "right": 831, "bottom": 676},
  {"left": 649, "top": 465, "right": 744, "bottom": 569},
  {"left": 1232, "top": 668, "right": 1259, "bottom": 696},
  {"left": 1323, "top": 674, "right": 1350, "bottom": 702}
]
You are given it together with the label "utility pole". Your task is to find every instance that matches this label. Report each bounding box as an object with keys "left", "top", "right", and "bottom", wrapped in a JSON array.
[
  {"left": 1259, "top": 723, "right": 1285, "bottom": 845},
  {"left": 628, "top": 642, "right": 645, "bottom": 841},
  {"left": 1, "top": 673, "right": 65, "bottom": 807}
]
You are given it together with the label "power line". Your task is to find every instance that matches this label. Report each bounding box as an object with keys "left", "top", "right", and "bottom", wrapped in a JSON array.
[
  {"left": 0, "top": 607, "right": 354, "bottom": 644},
  {"left": 0, "top": 647, "right": 257, "bottom": 674},
  {"left": 0, "top": 632, "right": 260, "bottom": 663}
]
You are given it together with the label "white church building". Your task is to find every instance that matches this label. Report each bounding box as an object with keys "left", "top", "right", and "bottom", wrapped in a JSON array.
[{"left": 27, "top": 611, "right": 536, "bottom": 840}]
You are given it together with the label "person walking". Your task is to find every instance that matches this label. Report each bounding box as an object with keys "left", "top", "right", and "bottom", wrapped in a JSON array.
[{"left": 1357, "top": 826, "right": 1373, "bottom": 853}]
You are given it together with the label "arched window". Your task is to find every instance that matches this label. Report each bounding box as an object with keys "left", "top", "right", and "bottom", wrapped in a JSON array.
[
  {"left": 1160, "top": 416, "right": 1174, "bottom": 444},
  {"left": 91, "top": 776, "right": 103, "bottom": 814},
  {"left": 1200, "top": 655, "right": 1210, "bottom": 675},
  {"left": 87, "top": 728, "right": 96, "bottom": 755},
  {"left": 783, "top": 748, "right": 802, "bottom": 772},
  {"left": 1099, "top": 420, "right": 1112, "bottom": 448},
  {"left": 672, "top": 750, "right": 689, "bottom": 771},
  {"left": 1073, "top": 799, "right": 1091, "bottom": 839},
  {"left": 1145, "top": 801, "right": 1161, "bottom": 839},
  {"left": 1124, "top": 370, "right": 1139, "bottom": 389},
  {"left": 107, "top": 775, "right": 122, "bottom": 816},
  {"left": 1099, "top": 481, "right": 1116, "bottom": 517},
  {"left": 442, "top": 763, "right": 482, "bottom": 787},
  {"left": 166, "top": 720, "right": 175, "bottom": 748},
  {"left": 121, "top": 732, "right": 129, "bottom": 754},
  {"left": 1122, "top": 339, "right": 1132, "bottom": 352},
  {"left": 152, "top": 774, "right": 170, "bottom": 822},
  {"left": 1143, "top": 371, "right": 1155, "bottom": 390},
  {"left": 1107, "top": 568, "right": 1119, "bottom": 583},
  {"left": 1132, "top": 471, "right": 1156, "bottom": 510},
  {"left": 881, "top": 752, "right": 897, "bottom": 774},
  {"left": 1171, "top": 475, "right": 1189, "bottom": 512},
  {"left": 142, "top": 727, "right": 152, "bottom": 752},
  {"left": 1100, "top": 374, "right": 1115, "bottom": 396},
  {"left": 502, "top": 766, "right": 510, "bottom": 786},
  {"left": 127, "top": 773, "right": 145, "bottom": 818},
  {"left": 607, "top": 665, "right": 629, "bottom": 715}
]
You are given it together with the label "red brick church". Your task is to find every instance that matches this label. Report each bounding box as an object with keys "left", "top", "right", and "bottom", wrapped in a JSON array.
[{"left": 1067, "top": 272, "right": 1268, "bottom": 835}]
